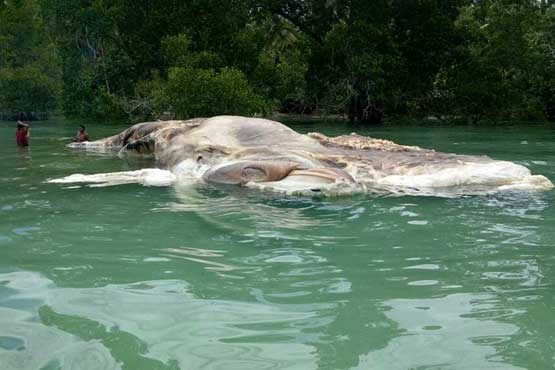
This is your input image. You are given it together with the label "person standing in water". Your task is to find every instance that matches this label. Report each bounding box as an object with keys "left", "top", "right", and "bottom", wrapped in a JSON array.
[
  {"left": 16, "top": 121, "right": 30, "bottom": 147},
  {"left": 75, "top": 125, "right": 89, "bottom": 142}
]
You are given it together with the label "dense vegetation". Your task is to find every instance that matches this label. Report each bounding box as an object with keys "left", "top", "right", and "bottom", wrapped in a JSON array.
[{"left": 1, "top": 0, "right": 553, "bottom": 123}]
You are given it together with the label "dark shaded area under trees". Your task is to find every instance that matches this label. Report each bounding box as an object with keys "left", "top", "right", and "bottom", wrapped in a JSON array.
[{"left": 1, "top": 0, "right": 554, "bottom": 124}]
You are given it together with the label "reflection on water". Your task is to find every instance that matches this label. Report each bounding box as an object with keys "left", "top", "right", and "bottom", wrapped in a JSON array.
[
  {"left": 0, "top": 271, "right": 320, "bottom": 370},
  {"left": 157, "top": 185, "right": 363, "bottom": 240},
  {"left": 160, "top": 247, "right": 247, "bottom": 279},
  {"left": 0, "top": 272, "right": 120, "bottom": 370},
  {"left": 358, "top": 294, "right": 523, "bottom": 370}
]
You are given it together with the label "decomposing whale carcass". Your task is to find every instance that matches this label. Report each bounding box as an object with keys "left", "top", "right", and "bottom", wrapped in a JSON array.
[{"left": 50, "top": 116, "right": 553, "bottom": 197}]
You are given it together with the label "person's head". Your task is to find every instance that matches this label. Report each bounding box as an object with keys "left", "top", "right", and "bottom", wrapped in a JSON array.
[
  {"left": 17, "top": 122, "right": 28, "bottom": 131},
  {"left": 78, "top": 125, "right": 86, "bottom": 133}
]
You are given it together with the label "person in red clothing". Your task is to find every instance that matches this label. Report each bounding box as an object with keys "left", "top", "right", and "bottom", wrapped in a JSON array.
[{"left": 16, "top": 121, "right": 30, "bottom": 147}]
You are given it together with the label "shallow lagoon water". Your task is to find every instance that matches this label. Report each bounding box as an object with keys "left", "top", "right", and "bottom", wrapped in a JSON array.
[{"left": 1, "top": 119, "right": 555, "bottom": 369}]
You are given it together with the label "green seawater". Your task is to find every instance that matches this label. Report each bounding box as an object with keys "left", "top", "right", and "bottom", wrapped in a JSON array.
[{"left": 1, "top": 119, "right": 555, "bottom": 370}]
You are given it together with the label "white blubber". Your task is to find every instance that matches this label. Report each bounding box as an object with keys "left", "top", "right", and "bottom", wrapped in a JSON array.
[
  {"left": 48, "top": 169, "right": 176, "bottom": 187},
  {"left": 374, "top": 161, "right": 553, "bottom": 192}
]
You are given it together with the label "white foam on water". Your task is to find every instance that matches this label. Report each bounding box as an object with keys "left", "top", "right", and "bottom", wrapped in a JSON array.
[
  {"left": 407, "top": 280, "right": 439, "bottom": 286},
  {"left": 408, "top": 220, "right": 429, "bottom": 225},
  {"left": 143, "top": 257, "right": 172, "bottom": 262},
  {"left": 48, "top": 168, "right": 176, "bottom": 187}
]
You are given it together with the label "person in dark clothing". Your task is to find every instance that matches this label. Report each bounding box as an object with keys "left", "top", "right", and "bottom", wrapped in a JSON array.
[
  {"left": 16, "top": 121, "right": 29, "bottom": 147},
  {"left": 75, "top": 125, "right": 89, "bottom": 142}
]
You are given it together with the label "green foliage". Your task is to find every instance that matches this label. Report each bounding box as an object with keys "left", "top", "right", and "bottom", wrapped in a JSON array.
[
  {"left": 0, "top": 0, "right": 60, "bottom": 116},
  {"left": 251, "top": 23, "right": 309, "bottom": 112},
  {"left": 0, "top": 65, "right": 58, "bottom": 112},
  {"left": 161, "top": 34, "right": 222, "bottom": 70},
  {"left": 431, "top": 1, "right": 554, "bottom": 122},
  {"left": 159, "top": 67, "right": 270, "bottom": 119},
  {"left": 1, "top": 0, "right": 554, "bottom": 123}
]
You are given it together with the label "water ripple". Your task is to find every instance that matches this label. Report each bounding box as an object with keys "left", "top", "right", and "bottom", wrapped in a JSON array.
[
  {"left": 0, "top": 271, "right": 323, "bottom": 369},
  {"left": 356, "top": 293, "right": 523, "bottom": 370}
]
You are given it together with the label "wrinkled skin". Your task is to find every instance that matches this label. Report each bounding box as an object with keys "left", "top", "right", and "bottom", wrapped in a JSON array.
[{"left": 66, "top": 116, "right": 553, "bottom": 196}]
